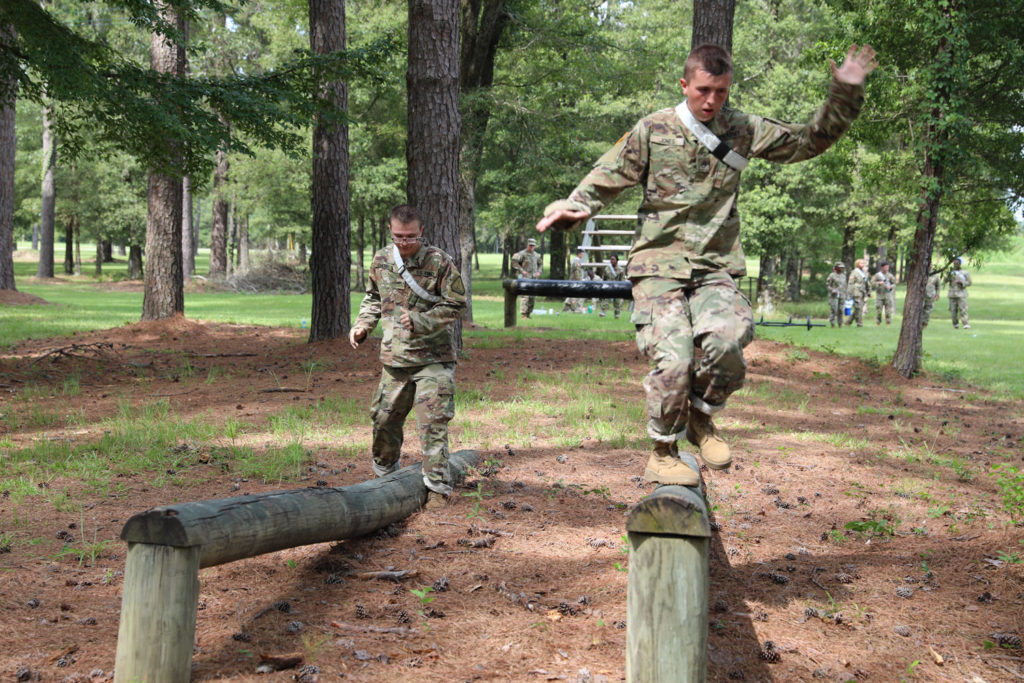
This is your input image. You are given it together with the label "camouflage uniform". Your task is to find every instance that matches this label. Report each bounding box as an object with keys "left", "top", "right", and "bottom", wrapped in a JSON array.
[
  {"left": 562, "top": 254, "right": 586, "bottom": 312},
  {"left": 544, "top": 79, "right": 864, "bottom": 448},
  {"left": 871, "top": 270, "right": 896, "bottom": 324},
  {"left": 599, "top": 261, "right": 628, "bottom": 318},
  {"left": 510, "top": 246, "right": 542, "bottom": 318},
  {"left": 922, "top": 273, "right": 941, "bottom": 327},
  {"left": 354, "top": 243, "right": 467, "bottom": 488},
  {"left": 846, "top": 265, "right": 870, "bottom": 326},
  {"left": 825, "top": 266, "right": 847, "bottom": 327},
  {"left": 947, "top": 266, "right": 971, "bottom": 328}
]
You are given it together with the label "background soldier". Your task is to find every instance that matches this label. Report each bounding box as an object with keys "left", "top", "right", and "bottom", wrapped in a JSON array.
[
  {"left": 511, "top": 238, "right": 542, "bottom": 319},
  {"left": 562, "top": 247, "right": 586, "bottom": 313},
  {"left": 349, "top": 204, "right": 467, "bottom": 497},
  {"left": 846, "top": 258, "right": 870, "bottom": 326},
  {"left": 947, "top": 257, "right": 972, "bottom": 329},
  {"left": 923, "top": 271, "right": 941, "bottom": 327},
  {"left": 825, "top": 261, "right": 847, "bottom": 327},
  {"left": 871, "top": 260, "right": 896, "bottom": 325},
  {"left": 599, "top": 254, "right": 627, "bottom": 318},
  {"left": 537, "top": 43, "right": 876, "bottom": 485}
]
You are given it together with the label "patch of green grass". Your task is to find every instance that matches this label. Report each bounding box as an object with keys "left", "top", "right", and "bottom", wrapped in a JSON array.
[{"left": 229, "top": 442, "right": 310, "bottom": 482}]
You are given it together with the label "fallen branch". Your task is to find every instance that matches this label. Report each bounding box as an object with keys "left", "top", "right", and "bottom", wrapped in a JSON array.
[
  {"left": 354, "top": 569, "right": 418, "bottom": 581},
  {"left": 31, "top": 342, "right": 115, "bottom": 366},
  {"left": 470, "top": 525, "right": 514, "bottom": 537},
  {"left": 189, "top": 352, "right": 258, "bottom": 358},
  {"left": 330, "top": 621, "right": 417, "bottom": 635}
]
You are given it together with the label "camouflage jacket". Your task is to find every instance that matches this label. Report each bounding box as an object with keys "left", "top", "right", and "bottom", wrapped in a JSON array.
[
  {"left": 602, "top": 263, "right": 627, "bottom": 281},
  {"left": 511, "top": 248, "right": 541, "bottom": 278},
  {"left": 355, "top": 244, "right": 466, "bottom": 367},
  {"left": 825, "top": 271, "right": 847, "bottom": 298},
  {"left": 848, "top": 267, "right": 870, "bottom": 299},
  {"left": 947, "top": 269, "right": 971, "bottom": 298},
  {"left": 925, "top": 273, "right": 941, "bottom": 299},
  {"left": 871, "top": 271, "right": 895, "bottom": 296},
  {"left": 545, "top": 79, "right": 865, "bottom": 281},
  {"left": 568, "top": 256, "right": 584, "bottom": 280}
]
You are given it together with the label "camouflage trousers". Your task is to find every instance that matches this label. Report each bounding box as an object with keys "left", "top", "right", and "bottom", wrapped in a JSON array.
[
  {"left": 875, "top": 292, "right": 895, "bottom": 324},
  {"left": 370, "top": 362, "right": 455, "bottom": 486},
  {"left": 631, "top": 276, "right": 755, "bottom": 444},
  {"left": 922, "top": 297, "right": 937, "bottom": 326},
  {"left": 847, "top": 295, "right": 866, "bottom": 326},
  {"left": 828, "top": 294, "right": 845, "bottom": 327},
  {"left": 949, "top": 297, "right": 969, "bottom": 327},
  {"left": 599, "top": 296, "right": 623, "bottom": 318},
  {"left": 520, "top": 295, "right": 536, "bottom": 317}
]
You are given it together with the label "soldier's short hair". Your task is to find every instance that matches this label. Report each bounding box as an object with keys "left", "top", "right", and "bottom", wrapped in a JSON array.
[
  {"left": 390, "top": 204, "right": 422, "bottom": 226},
  {"left": 684, "top": 44, "right": 733, "bottom": 79},
  {"left": 576, "top": 247, "right": 584, "bottom": 253},
  {"left": 878, "top": 260, "right": 889, "bottom": 267}
]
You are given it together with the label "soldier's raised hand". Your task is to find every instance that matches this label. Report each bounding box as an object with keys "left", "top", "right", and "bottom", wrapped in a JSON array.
[
  {"left": 831, "top": 44, "right": 878, "bottom": 86},
  {"left": 537, "top": 208, "right": 590, "bottom": 233}
]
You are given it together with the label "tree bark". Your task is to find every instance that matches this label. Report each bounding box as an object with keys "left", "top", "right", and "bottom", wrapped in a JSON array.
[
  {"left": 458, "top": 0, "right": 509, "bottom": 323},
  {"left": 407, "top": 0, "right": 462, "bottom": 347},
  {"left": 63, "top": 217, "right": 74, "bottom": 274},
  {"left": 691, "top": 0, "right": 735, "bottom": 52},
  {"left": 141, "top": 5, "right": 185, "bottom": 321},
  {"left": 37, "top": 102, "right": 56, "bottom": 278},
  {"left": 237, "top": 213, "right": 250, "bottom": 274},
  {"left": 0, "top": 22, "right": 16, "bottom": 291},
  {"left": 308, "top": 0, "right": 351, "bottom": 342},
  {"left": 95, "top": 239, "right": 103, "bottom": 275},
  {"left": 356, "top": 212, "right": 366, "bottom": 291},
  {"left": 840, "top": 223, "right": 856, "bottom": 269},
  {"left": 182, "top": 175, "right": 194, "bottom": 279},
  {"left": 209, "top": 146, "right": 229, "bottom": 278},
  {"left": 128, "top": 244, "right": 143, "bottom": 280}
]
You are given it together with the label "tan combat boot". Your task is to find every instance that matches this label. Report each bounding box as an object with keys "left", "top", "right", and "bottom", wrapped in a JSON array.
[
  {"left": 687, "top": 409, "right": 732, "bottom": 470},
  {"left": 643, "top": 442, "right": 700, "bottom": 486}
]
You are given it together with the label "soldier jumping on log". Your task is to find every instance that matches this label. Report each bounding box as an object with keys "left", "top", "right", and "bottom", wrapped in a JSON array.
[{"left": 537, "top": 43, "right": 877, "bottom": 486}]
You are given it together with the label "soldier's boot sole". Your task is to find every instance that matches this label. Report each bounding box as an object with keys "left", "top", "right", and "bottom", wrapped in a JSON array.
[
  {"left": 642, "top": 453, "right": 700, "bottom": 486},
  {"left": 687, "top": 412, "right": 732, "bottom": 470}
]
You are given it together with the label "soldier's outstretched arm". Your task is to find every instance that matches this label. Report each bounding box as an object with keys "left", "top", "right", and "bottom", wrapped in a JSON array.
[{"left": 536, "top": 208, "right": 590, "bottom": 234}]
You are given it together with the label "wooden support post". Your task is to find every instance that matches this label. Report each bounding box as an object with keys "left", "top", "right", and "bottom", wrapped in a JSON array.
[
  {"left": 625, "top": 453, "right": 711, "bottom": 683},
  {"left": 503, "top": 279, "right": 517, "bottom": 328},
  {"left": 114, "top": 543, "right": 200, "bottom": 683}
]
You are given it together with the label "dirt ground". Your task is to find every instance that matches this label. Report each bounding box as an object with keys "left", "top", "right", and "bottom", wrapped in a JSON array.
[{"left": 0, "top": 312, "right": 1022, "bottom": 682}]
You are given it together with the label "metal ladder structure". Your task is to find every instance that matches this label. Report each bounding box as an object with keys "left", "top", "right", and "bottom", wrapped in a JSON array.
[{"left": 578, "top": 214, "right": 638, "bottom": 275}]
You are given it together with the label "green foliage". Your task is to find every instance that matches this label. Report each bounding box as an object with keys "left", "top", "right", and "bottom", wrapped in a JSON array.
[{"left": 990, "top": 464, "right": 1024, "bottom": 524}]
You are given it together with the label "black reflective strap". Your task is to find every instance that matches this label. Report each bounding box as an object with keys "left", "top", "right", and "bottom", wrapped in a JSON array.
[{"left": 711, "top": 142, "right": 733, "bottom": 163}]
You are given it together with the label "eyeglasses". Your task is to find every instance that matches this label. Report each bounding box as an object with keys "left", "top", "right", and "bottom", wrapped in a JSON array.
[{"left": 392, "top": 236, "right": 423, "bottom": 245}]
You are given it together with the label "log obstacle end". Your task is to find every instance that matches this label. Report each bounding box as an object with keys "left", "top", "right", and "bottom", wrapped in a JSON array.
[
  {"left": 625, "top": 452, "right": 711, "bottom": 683},
  {"left": 114, "top": 450, "right": 478, "bottom": 682}
]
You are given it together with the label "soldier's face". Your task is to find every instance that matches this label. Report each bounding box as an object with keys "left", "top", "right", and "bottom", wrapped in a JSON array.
[
  {"left": 390, "top": 219, "right": 424, "bottom": 259},
  {"left": 527, "top": 244, "right": 535, "bottom": 252},
  {"left": 680, "top": 69, "right": 732, "bottom": 122}
]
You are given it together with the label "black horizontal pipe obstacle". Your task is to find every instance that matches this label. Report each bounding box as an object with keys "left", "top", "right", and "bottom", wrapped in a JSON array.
[{"left": 503, "top": 278, "right": 633, "bottom": 327}]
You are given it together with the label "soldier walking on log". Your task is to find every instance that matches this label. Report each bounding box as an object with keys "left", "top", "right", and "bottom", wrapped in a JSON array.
[
  {"left": 537, "top": 43, "right": 877, "bottom": 486},
  {"left": 350, "top": 204, "right": 467, "bottom": 497}
]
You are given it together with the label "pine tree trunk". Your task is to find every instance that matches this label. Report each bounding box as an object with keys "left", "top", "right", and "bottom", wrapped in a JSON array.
[
  {"left": 308, "top": 0, "right": 351, "bottom": 342},
  {"left": 0, "top": 22, "right": 16, "bottom": 291},
  {"left": 182, "top": 175, "right": 194, "bottom": 279},
  {"left": 238, "top": 214, "right": 250, "bottom": 274},
  {"left": 129, "top": 245, "right": 143, "bottom": 279},
  {"left": 841, "top": 224, "right": 856, "bottom": 269},
  {"left": 73, "top": 216, "right": 81, "bottom": 275},
  {"left": 37, "top": 102, "right": 56, "bottom": 278},
  {"left": 63, "top": 218, "right": 74, "bottom": 274},
  {"left": 210, "top": 147, "right": 229, "bottom": 278},
  {"left": 691, "top": 0, "right": 734, "bottom": 52},
  {"left": 95, "top": 239, "right": 103, "bottom": 275},
  {"left": 407, "top": 0, "right": 461, "bottom": 346},
  {"left": 141, "top": 4, "right": 185, "bottom": 321}
]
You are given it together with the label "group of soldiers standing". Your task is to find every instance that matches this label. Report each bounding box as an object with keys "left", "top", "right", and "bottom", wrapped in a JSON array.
[
  {"left": 511, "top": 241, "right": 628, "bottom": 319},
  {"left": 825, "top": 256, "right": 972, "bottom": 329}
]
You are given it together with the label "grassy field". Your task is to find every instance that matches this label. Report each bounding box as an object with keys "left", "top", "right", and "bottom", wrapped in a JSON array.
[{"left": 4, "top": 237, "right": 1022, "bottom": 396}]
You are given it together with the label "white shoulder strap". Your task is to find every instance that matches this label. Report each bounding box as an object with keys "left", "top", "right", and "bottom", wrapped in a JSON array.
[
  {"left": 392, "top": 244, "right": 441, "bottom": 303},
  {"left": 675, "top": 100, "right": 749, "bottom": 171}
]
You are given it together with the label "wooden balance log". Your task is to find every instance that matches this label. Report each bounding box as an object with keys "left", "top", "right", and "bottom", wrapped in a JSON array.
[{"left": 113, "top": 450, "right": 478, "bottom": 683}]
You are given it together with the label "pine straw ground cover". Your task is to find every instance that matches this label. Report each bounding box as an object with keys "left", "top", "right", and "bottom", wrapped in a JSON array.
[{"left": 0, "top": 317, "right": 1021, "bottom": 681}]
